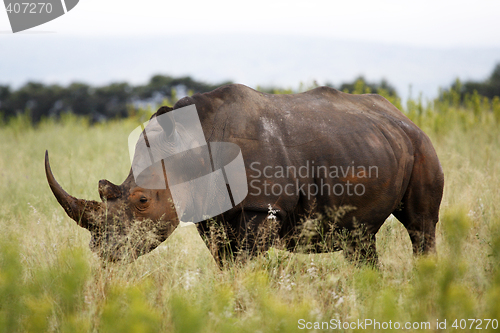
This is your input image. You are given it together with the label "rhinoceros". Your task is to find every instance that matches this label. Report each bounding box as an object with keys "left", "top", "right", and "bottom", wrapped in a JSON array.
[{"left": 45, "top": 84, "right": 444, "bottom": 265}]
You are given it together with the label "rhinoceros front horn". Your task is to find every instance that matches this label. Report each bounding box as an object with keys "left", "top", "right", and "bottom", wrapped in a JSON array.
[{"left": 45, "top": 150, "right": 102, "bottom": 229}]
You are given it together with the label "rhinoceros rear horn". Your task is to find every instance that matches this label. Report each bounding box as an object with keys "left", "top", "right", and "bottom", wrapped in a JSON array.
[{"left": 45, "top": 150, "right": 102, "bottom": 229}]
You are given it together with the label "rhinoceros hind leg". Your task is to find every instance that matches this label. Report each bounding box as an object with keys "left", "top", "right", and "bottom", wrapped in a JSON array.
[
  {"left": 393, "top": 208, "right": 438, "bottom": 255},
  {"left": 392, "top": 150, "right": 444, "bottom": 255}
]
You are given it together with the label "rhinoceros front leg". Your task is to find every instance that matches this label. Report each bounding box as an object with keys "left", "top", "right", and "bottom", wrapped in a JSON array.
[
  {"left": 197, "top": 210, "right": 279, "bottom": 268},
  {"left": 196, "top": 218, "right": 239, "bottom": 269}
]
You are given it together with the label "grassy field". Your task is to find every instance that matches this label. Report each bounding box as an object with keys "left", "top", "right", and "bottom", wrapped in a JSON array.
[{"left": 1, "top": 87, "right": 500, "bottom": 332}]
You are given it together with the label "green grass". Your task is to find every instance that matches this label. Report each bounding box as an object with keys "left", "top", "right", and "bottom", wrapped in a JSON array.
[{"left": 1, "top": 89, "right": 500, "bottom": 332}]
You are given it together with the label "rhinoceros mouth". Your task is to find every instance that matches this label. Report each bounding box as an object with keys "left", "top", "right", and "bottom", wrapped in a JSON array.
[{"left": 45, "top": 150, "right": 103, "bottom": 229}]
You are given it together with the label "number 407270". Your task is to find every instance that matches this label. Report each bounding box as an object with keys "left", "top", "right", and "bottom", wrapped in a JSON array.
[
  {"left": 6, "top": 3, "right": 53, "bottom": 14},
  {"left": 452, "top": 319, "right": 498, "bottom": 330}
]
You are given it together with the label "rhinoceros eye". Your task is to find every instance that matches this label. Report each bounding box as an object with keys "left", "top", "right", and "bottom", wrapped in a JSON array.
[{"left": 139, "top": 196, "right": 148, "bottom": 203}]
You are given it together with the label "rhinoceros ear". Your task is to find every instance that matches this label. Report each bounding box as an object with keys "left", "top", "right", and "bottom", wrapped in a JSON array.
[
  {"left": 156, "top": 106, "right": 175, "bottom": 138},
  {"left": 98, "top": 179, "right": 121, "bottom": 201}
]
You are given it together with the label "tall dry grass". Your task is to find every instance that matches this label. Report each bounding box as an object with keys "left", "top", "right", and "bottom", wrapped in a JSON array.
[{"left": 1, "top": 85, "right": 500, "bottom": 332}]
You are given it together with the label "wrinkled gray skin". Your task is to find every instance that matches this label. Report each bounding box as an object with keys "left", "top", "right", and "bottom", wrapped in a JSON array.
[{"left": 46, "top": 84, "right": 444, "bottom": 265}]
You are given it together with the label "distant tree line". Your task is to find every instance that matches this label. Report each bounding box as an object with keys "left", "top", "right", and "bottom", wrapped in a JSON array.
[
  {"left": 257, "top": 76, "right": 398, "bottom": 96},
  {"left": 1, "top": 63, "right": 499, "bottom": 124},
  {"left": 0, "top": 75, "right": 231, "bottom": 124},
  {"left": 449, "top": 63, "right": 500, "bottom": 100},
  {"left": 0, "top": 74, "right": 402, "bottom": 125},
  {"left": 332, "top": 77, "right": 398, "bottom": 96}
]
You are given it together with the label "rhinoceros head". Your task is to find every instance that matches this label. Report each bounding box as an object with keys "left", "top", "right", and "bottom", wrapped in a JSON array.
[{"left": 45, "top": 107, "right": 181, "bottom": 262}]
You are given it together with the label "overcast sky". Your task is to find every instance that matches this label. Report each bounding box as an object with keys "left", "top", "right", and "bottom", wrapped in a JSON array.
[
  {"left": 1, "top": 0, "right": 499, "bottom": 101},
  {"left": 1, "top": 0, "right": 500, "bottom": 48}
]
